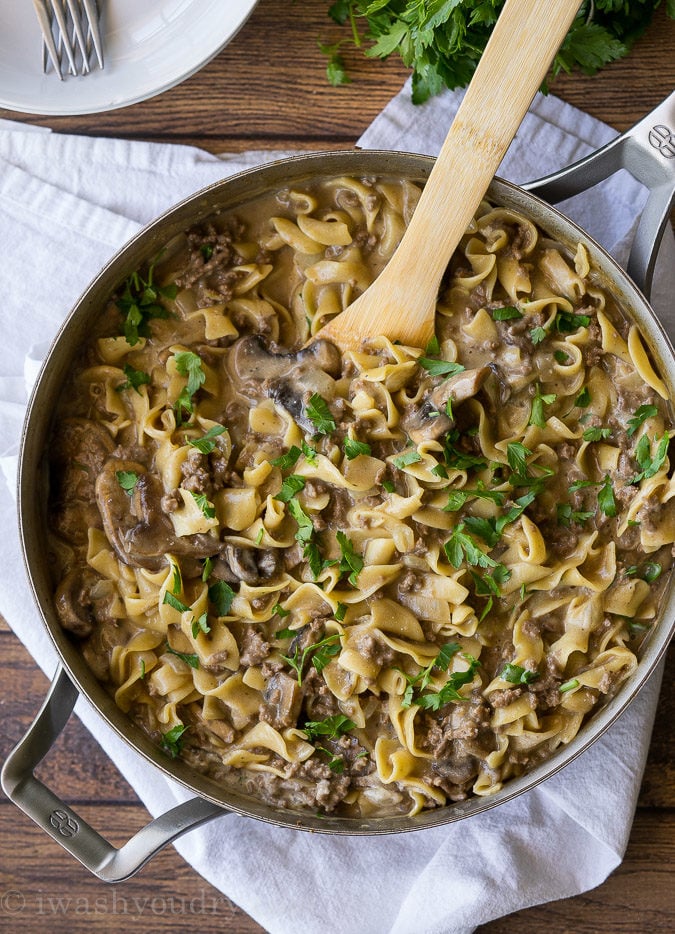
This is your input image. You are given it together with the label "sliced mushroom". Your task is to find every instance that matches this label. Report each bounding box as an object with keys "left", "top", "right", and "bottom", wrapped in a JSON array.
[
  {"left": 54, "top": 567, "right": 103, "bottom": 638},
  {"left": 403, "top": 367, "right": 490, "bottom": 443},
  {"left": 217, "top": 544, "right": 281, "bottom": 585},
  {"left": 95, "top": 458, "right": 222, "bottom": 571},
  {"left": 260, "top": 672, "right": 302, "bottom": 729},
  {"left": 228, "top": 335, "right": 342, "bottom": 433}
]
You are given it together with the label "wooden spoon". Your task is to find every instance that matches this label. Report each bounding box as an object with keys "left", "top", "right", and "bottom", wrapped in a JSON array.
[{"left": 318, "top": 0, "right": 582, "bottom": 352}]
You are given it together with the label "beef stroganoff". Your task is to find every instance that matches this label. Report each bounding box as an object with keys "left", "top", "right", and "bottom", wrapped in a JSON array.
[{"left": 48, "top": 175, "right": 674, "bottom": 818}]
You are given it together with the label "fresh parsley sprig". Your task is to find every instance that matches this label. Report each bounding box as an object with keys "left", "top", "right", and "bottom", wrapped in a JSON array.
[
  {"left": 282, "top": 633, "right": 342, "bottom": 686},
  {"left": 117, "top": 262, "right": 176, "bottom": 346},
  {"left": 326, "top": 1, "right": 656, "bottom": 105},
  {"left": 306, "top": 393, "right": 336, "bottom": 435}
]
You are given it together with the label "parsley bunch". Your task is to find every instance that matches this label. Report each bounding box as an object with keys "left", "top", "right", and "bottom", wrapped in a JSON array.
[{"left": 325, "top": 1, "right": 671, "bottom": 104}]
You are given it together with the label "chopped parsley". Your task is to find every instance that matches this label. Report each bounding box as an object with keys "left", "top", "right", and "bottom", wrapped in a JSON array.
[
  {"left": 583, "top": 426, "right": 611, "bottom": 442},
  {"left": 201, "top": 557, "right": 213, "bottom": 582},
  {"left": 506, "top": 441, "right": 531, "bottom": 478},
  {"left": 343, "top": 437, "right": 371, "bottom": 459},
  {"left": 400, "top": 642, "right": 462, "bottom": 708},
  {"left": 444, "top": 485, "right": 506, "bottom": 512},
  {"left": 415, "top": 654, "right": 481, "bottom": 710},
  {"left": 393, "top": 448, "right": 422, "bottom": 469},
  {"left": 273, "top": 602, "right": 290, "bottom": 618},
  {"left": 491, "top": 305, "right": 523, "bottom": 321},
  {"left": 303, "top": 714, "right": 355, "bottom": 742},
  {"left": 191, "top": 491, "right": 215, "bottom": 519},
  {"left": 556, "top": 310, "right": 591, "bottom": 332},
  {"left": 334, "top": 601, "right": 347, "bottom": 622},
  {"left": 417, "top": 357, "right": 465, "bottom": 378},
  {"left": 116, "top": 262, "right": 176, "bottom": 346},
  {"left": 208, "top": 580, "right": 236, "bottom": 616},
  {"left": 306, "top": 393, "right": 336, "bottom": 435},
  {"left": 631, "top": 433, "right": 670, "bottom": 483},
  {"left": 529, "top": 384, "right": 557, "bottom": 428},
  {"left": 116, "top": 363, "right": 151, "bottom": 394},
  {"left": 499, "top": 663, "right": 539, "bottom": 685},
  {"left": 444, "top": 523, "right": 499, "bottom": 570},
  {"left": 627, "top": 404, "right": 659, "bottom": 437},
  {"left": 163, "top": 591, "right": 190, "bottom": 613},
  {"left": 557, "top": 504, "right": 594, "bottom": 527},
  {"left": 188, "top": 424, "right": 227, "bottom": 454},
  {"left": 597, "top": 475, "right": 617, "bottom": 517},
  {"left": 282, "top": 633, "right": 342, "bottom": 685},
  {"left": 335, "top": 531, "right": 363, "bottom": 586},
  {"left": 173, "top": 351, "right": 206, "bottom": 426},
  {"left": 191, "top": 612, "right": 211, "bottom": 639},
  {"left": 160, "top": 724, "right": 188, "bottom": 759},
  {"left": 275, "top": 474, "right": 306, "bottom": 503},
  {"left": 116, "top": 470, "right": 139, "bottom": 495},
  {"left": 575, "top": 387, "right": 591, "bottom": 408},
  {"left": 165, "top": 644, "right": 200, "bottom": 669},
  {"left": 271, "top": 446, "right": 303, "bottom": 469},
  {"left": 530, "top": 326, "right": 548, "bottom": 345}
]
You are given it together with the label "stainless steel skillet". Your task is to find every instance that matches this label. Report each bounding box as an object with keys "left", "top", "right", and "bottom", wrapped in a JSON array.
[{"left": 2, "top": 92, "right": 675, "bottom": 881}]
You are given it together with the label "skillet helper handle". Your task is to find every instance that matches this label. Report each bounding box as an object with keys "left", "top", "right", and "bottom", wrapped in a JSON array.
[
  {"left": 1, "top": 665, "right": 227, "bottom": 881},
  {"left": 524, "top": 91, "right": 675, "bottom": 301}
]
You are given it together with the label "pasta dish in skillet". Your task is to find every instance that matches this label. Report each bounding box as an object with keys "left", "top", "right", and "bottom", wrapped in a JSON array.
[{"left": 48, "top": 175, "right": 674, "bottom": 817}]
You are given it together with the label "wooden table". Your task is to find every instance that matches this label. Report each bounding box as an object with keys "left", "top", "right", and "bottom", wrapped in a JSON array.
[{"left": 1, "top": 2, "right": 673, "bottom": 931}]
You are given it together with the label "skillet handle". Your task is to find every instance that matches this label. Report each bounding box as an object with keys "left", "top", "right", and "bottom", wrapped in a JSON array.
[
  {"left": 1, "top": 665, "right": 227, "bottom": 881},
  {"left": 524, "top": 90, "right": 675, "bottom": 301}
]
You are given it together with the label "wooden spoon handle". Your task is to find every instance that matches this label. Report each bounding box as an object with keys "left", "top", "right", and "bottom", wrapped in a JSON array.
[{"left": 322, "top": 0, "right": 582, "bottom": 350}]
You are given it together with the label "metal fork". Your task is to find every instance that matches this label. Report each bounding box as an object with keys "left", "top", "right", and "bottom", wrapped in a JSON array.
[{"left": 32, "top": 0, "right": 104, "bottom": 80}]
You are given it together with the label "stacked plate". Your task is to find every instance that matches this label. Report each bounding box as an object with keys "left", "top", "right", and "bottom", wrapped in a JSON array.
[{"left": 0, "top": 0, "right": 258, "bottom": 115}]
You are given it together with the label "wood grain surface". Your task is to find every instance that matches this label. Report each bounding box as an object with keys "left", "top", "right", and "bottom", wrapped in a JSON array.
[{"left": 1, "top": 2, "right": 674, "bottom": 932}]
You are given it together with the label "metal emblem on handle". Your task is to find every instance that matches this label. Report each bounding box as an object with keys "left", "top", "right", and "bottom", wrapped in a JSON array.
[
  {"left": 49, "top": 808, "right": 79, "bottom": 837},
  {"left": 648, "top": 125, "right": 675, "bottom": 158}
]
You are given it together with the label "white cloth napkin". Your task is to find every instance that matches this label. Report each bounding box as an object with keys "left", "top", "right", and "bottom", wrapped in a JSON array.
[{"left": 1, "top": 81, "right": 672, "bottom": 934}]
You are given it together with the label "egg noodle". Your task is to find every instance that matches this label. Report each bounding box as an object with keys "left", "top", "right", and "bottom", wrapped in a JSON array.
[{"left": 48, "top": 175, "right": 674, "bottom": 817}]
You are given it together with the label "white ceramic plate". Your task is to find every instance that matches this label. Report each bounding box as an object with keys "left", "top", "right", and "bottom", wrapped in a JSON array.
[{"left": 0, "top": 0, "right": 259, "bottom": 116}]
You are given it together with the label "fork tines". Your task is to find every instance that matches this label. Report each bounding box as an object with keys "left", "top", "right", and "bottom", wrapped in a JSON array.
[{"left": 33, "top": 0, "right": 104, "bottom": 79}]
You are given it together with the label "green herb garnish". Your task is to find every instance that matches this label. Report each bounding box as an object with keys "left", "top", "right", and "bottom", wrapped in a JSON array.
[
  {"left": 160, "top": 724, "right": 188, "bottom": 759},
  {"left": 530, "top": 384, "right": 557, "bottom": 428},
  {"left": 163, "top": 591, "right": 190, "bottom": 613},
  {"left": 632, "top": 433, "right": 670, "bottom": 483},
  {"left": 188, "top": 425, "right": 227, "bottom": 454},
  {"left": 282, "top": 633, "right": 342, "bottom": 685},
  {"left": 116, "top": 363, "right": 151, "bottom": 394},
  {"left": 499, "top": 663, "right": 539, "bottom": 685},
  {"left": 491, "top": 305, "right": 523, "bottom": 321},
  {"left": 165, "top": 644, "right": 200, "bottom": 669},
  {"left": 418, "top": 357, "right": 465, "bottom": 378},
  {"left": 116, "top": 470, "right": 139, "bottom": 495},
  {"left": 597, "top": 475, "right": 617, "bottom": 517},
  {"left": 116, "top": 261, "right": 176, "bottom": 346},
  {"left": 208, "top": 580, "right": 236, "bottom": 616},
  {"left": 191, "top": 613, "right": 211, "bottom": 639},
  {"left": 191, "top": 491, "right": 215, "bottom": 519},
  {"left": 583, "top": 426, "right": 611, "bottom": 442},
  {"left": 303, "top": 714, "right": 356, "bottom": 742},
  {"left": 173, "top": 351, "right": 206, "bottom": 426},
  {"left": 306, "top": 393, "right": 336, "bottom": 435},
  {"left": 335, "top": 531, "right": 363, "bottom": 586},
  {"left": 627, "top": 404, "right": 659, "bottom": 436},
  {"left": 393, "top": 449, "right": 422, "bottom": 469},
  {"left": 559, "top": 678, "right": 580, "bottom": 693},
  {"left": 344, "top": 437, "right": 372, "bottom": 459},
  {"left": 275, "top": 474, "right": 306, "bottom": 503}
]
